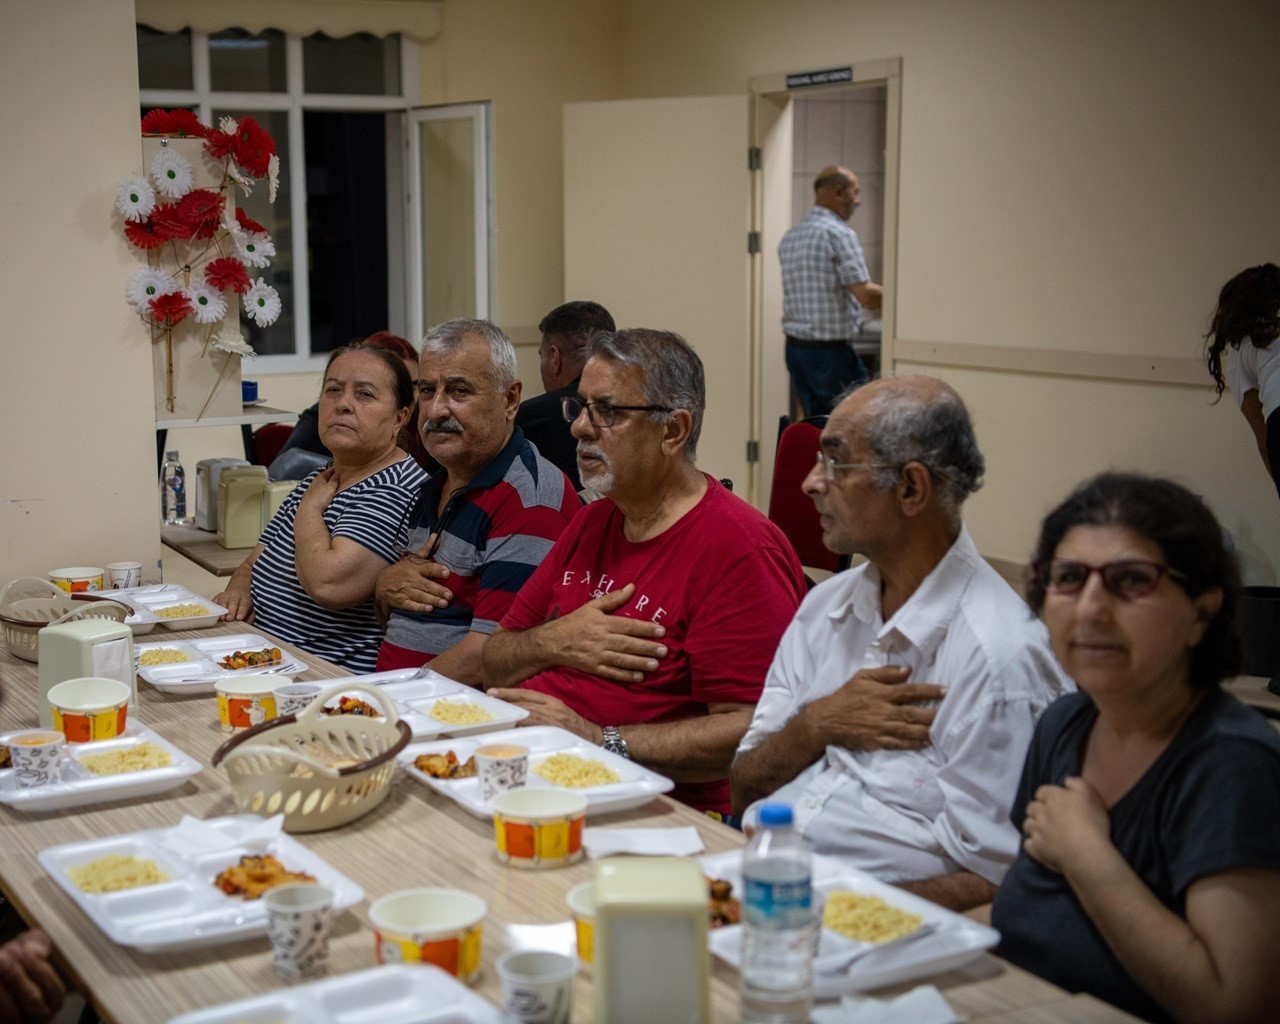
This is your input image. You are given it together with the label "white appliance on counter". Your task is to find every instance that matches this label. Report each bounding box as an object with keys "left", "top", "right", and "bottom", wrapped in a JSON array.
[{"left": 195, "top": 458, "right": 250, "bottom": 531}]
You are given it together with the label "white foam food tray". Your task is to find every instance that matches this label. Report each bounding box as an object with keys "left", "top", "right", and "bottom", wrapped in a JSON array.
[
  {"left": 38, "top": 815, "right": 363, "bottom": 953},
  {"left": 136, "top": 632, "right": 306, "bottom": 693},
  {"left": 399, "top": 724, "right": 674, "bottom": 817},
  {"left": 106, "top": 584, "right": 227, "bottom": 630},
  {"left": 699, "top": 849, "right": 1000, "bottom": 997},
  {"left": 164, "top": 964, "right": 505, "bottom": 1024},
  {"left": 320, "top": 669, "right": 526, "bottom": 739},
  {"left": 0, "top": 724, "right": 201, "bottom": 812}
]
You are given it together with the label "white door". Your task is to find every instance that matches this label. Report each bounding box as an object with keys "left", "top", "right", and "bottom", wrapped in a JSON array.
[
  {"left": 405, "top": 102, "right": 493, "bottom": 344},
  {"left": 563, "top": 96, "right": 758, "bottom": 497}
]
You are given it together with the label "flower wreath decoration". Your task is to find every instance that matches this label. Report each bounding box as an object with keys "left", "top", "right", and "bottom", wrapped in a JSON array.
[{"left": 117, "top": 109, "right": 282, "bottom": 414}]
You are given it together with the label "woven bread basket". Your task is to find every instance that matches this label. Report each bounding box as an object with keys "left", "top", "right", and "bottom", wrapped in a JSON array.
[
  {"left": 212, "top": 682, "right": 411, "bottom": 833},
  {"left": 0, "top": 577, "right": 130, "bottom": 663}
]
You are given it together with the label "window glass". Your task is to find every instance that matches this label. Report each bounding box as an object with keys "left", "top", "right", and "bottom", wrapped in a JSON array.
[
  {"left": 137, "top": 25, "right": 192, "bottom": 91},
  {"left": 214, "top": 109, "right": 294, "bottom": 357},
  {"left": 305, "top": 111, "right": 389, "bottom": 353},
  {"left": 303, "top": 33, "right": 400, "bottom": 95},
  {"left": 210, "top": 28, "right": 286, "bottom": 93}
]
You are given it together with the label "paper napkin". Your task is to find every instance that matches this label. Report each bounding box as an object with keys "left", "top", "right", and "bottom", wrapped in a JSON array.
[
  {"left": 160, "top": 814, "right": 283, "bottom": 858},
  {"left": 582, "top": 826, "right": 704, "bottom": 858},
  {"left": 810, "top": 985, "right": 958, "bottom": 1024}
]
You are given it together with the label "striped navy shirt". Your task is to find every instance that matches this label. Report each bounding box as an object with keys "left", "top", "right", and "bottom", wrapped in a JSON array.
[{"left": 251, "top": 455, "right": 428, "bottom": 672}]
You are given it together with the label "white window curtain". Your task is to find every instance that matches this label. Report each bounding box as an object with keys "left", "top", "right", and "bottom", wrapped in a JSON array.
[{"left": 134, "top": 0, "right": 442, "bottom": 41}]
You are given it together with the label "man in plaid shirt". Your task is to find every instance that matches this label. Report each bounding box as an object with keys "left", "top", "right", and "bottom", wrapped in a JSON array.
[{"left": 779, "top": 164, "right": 884, "bottom": 416}]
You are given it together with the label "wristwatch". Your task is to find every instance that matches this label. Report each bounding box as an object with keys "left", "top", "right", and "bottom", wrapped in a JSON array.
[{"left": 601, "top": 725, "right": 631, "bottom": 760}]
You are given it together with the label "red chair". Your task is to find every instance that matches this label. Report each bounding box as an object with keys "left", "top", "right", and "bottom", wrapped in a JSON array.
[
  {"left": 768, "top": 415, "right": 845, "bottom": 575},
  {"left": 251, "top": 422, "right": 294, "bottom": 468}
]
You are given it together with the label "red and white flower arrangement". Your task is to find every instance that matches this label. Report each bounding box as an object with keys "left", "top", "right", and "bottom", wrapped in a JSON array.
[{"left": 117, "top": 109, "right": 282, "bottom": 411}]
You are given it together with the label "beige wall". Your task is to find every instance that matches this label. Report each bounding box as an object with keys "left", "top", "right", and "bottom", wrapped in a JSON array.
[
  {"left": 615, "top": 0, "right": 1280, "bottom": 581},
  {"left": 0, "top": 0, "right": 162, "bottom": 585}
]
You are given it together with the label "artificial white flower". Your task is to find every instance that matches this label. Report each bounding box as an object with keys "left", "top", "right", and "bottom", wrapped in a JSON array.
[
  {"left": 221, "top": 203, "right": 247, "bottom": 249},
  {"left": 243, "top": 278, "right": 282, "bottom": 327},
  {"left": 124, "top": 266, "right": 177, "bottom": 312},
  {"left": 219, "top": 115, "right": 239, "bottom": 136},
  {"left": 267, "top": 154, "right": 280, "bottom": 204},
  {"left": 237, "top": 232, "right": 276, "bottom": 269},
  {"left": 150, "top": 148, "right": 194, "bottom": 199},
  {"left": 225, "top": 163, "right": 255, "bottom": 197},
  {"left": 186, "top": 281, "right": 228, "bottom": 324},
  {"left": 210, "top": 325, "right": 257, "bottom": 358},
  {"left": 115, "top": 174, "right": 156, "bottom": 222}
]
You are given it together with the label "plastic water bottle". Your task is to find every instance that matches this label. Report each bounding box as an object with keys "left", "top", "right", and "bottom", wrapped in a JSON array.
[
  {"left": 741, "top": 803, "right": 814, "bottom": 1023},
  {"left": 160, "top": 450, "right": 186, "bottom": 524}
]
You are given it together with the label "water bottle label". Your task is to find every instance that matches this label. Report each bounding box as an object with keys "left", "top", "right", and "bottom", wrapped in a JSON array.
[{"left": 744, "top": 877, "right": 811, "bottom": 916}]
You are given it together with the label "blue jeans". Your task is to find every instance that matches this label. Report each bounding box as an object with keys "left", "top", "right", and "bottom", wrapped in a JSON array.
[{"left": 785, "top": 338, "right": 868, "bottom": 417}]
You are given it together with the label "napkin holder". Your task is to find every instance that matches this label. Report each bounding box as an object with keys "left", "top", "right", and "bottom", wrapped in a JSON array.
[
  {"left": 593, "top": 856, "right": 709, "bottom": 1024},
  {"left": 217, "top": 465, "right": 269, "bottom": 548},
  {"left": 36, "top": 619, "right": 136, "bottom": 727}
]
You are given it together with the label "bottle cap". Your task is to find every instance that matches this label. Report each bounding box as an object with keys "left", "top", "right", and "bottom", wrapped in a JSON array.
[
  {"left": 165, "top": 450, "right": 180, "bottom": 460},
  {"left": 758, "top": 804, "right": 793, "bottom": 827}
]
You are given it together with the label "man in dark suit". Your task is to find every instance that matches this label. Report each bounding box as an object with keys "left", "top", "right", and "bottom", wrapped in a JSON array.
[{"left": 515, "top": 300, "right": 615, "bottom": 490}]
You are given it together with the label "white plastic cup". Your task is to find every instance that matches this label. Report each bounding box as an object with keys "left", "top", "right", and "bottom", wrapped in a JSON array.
[
  {"left": 264, "top": 883, "right": 334, "bottom": 980},
  {"left": 274, "top": 682, "right": 322, "bottom": 717},
  {"left": 106, "top": 562, "right": 143, "bottom": 589},
  {"left": 8, "top": 730, "right": 65, "bottom": 788},
  {"left": 496, "top": 949, "right": 577, "bottom": 1024},
  {"left": 475, "top": 743, "right": 529, "bottom": 803}
]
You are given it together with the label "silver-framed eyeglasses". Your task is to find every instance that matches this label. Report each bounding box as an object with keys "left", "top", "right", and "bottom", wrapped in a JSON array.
[
  {"left": 814, "top": 450, "right": 900, "bottom": 483},
  {"left": 1033, "top": 559, "right": 1191, "bottom": 600},
  {"left": 562, "top": 396, "right": 673, "bottom": 429}
]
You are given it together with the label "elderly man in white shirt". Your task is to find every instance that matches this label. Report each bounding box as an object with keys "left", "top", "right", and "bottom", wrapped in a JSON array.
[{"left": 731, "top": 375, "right": 1070, "bottom": 911}]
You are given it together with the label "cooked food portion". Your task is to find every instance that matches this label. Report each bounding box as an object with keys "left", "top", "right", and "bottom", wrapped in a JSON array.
[
  {"left": 69, "top": 854, "right": 169, "bottom": 893},
  {"left": 0, "top": 745, "right": 9, "bottom": 770},
  {"left": 139, "top": 648, "right": 190, "bottom": 665},
  {"left": 214, "top": 854, "right": 316, "bottom": 899},
  {"left": 534, "top": 752, "right": 621, "bottom": 788},
  {"left": 427, "top": 699, "right": 494, "bottom": 726},
  {"left": 78, "top": 743, "right": 173, "bottom": 775},
  {"left": 414, "top": 750, "right": 477, "bottom": 779},
  {"left": 218, "top": 647, "right": 283, "bottom": 671},
  {"left": 319, "top": 695, "right": 382, "bottom": 718},
  {"left": 156, "top": 603, "right": 211, "bottom": 619},
  {"left": 822, "top": 890, "right": 923, "bottom": 943},
  {"left": 707, "top": 876, "right": 741, "bottom": 928}
]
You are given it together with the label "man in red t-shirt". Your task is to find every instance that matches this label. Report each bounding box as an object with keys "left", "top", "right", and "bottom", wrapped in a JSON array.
[{"left": 484, "top": 329, "right": 806, "bottom": 816}]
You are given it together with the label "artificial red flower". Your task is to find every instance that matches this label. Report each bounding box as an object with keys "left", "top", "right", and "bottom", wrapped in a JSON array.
[
  {"left": 123, "top": 217, "right": 166, "bottom": 250},
  {"left": 235, "top": 208, "right": 266, "bottom": 235},
  {"left": 149, "top": 201, "right": 194, "bottom": 241},
  {"left": 178, "top": 189, "right": 225, "bottom": 239},
  {"left": 204, "top": 128, "right": 237, "bottom": 161},
  {"left": 140, "top": 109, "right": 207, "bottom": 138},
  {"left": 204, "top": 257, "right": 251, "bottom": 295},
  {"left": 233, "top": 117, "right": 276, "bottom": 177},
  {"left": 148, "top": 291, "right": 194, "bottom": 327}
]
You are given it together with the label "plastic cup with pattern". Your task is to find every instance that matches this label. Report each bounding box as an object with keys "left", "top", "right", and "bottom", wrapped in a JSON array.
[
  {"left": 216, "top": 676, "right": 281, "bottom": 732},
  {"left": 273, "top": 682, "right": 322, "bottom": 717},
  {"left": 496, "top": 949, "right": 577, "bottom": 1024},
  {"left": 264, "top": 882, "right": 334, "bottom": 980},
  {"left": 566, "top": 881, "right": 595, "bottom": 966},
  {"left": 8, "top": 730, "right": 65, "bottom": 788},
  {"left": 48, "top": 567, "right": 104, "bottom": 593},
  {"left": 45, "top": 677, "right": 130, "bottom": 743},
  {"left": 491, "top": 788, "right": 587, "bottom": 869},
  {"left": 368, "top": 888, "right": 486, "bottom": 984},
  {"left": 474, "top": 742, "right": 529, "bottom": 803},
  {"left": 106, "top": 562, "right": 142, "bottom": 589}
]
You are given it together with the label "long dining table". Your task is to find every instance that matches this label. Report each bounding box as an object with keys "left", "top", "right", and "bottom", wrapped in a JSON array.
[{"left": 0, "top": 621, "right": 1143, "bottom": 1023}]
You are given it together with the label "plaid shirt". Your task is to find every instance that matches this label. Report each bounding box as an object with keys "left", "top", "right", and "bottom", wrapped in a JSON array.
[{"left": 779, "top": 205, "right": 870, "bottom": 340}]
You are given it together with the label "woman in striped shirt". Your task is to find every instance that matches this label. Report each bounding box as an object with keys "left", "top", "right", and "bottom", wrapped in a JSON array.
[{"left": 215, "top": 342, "right": 428, "bottom": 672}]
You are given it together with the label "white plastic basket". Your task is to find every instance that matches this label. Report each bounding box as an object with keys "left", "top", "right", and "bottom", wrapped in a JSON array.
[
  {"left": 0, "top": 577, "right": 129, "bottom": 663},
  {"left": 212, "top": 682, "right": 412, "bottom": 833}
]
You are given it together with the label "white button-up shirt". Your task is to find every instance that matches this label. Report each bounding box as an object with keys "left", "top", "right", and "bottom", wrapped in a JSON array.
[{"left": 739, "top": 526, "right": 1071, "bottom": 885}]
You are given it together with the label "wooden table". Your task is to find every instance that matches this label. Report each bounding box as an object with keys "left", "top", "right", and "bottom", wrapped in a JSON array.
[
  {"left": 0, "top": 626, "right": 1142, "bottom": 1023},
  {"left": 160, "top": 523, "right": 252, "bottom": 577}
]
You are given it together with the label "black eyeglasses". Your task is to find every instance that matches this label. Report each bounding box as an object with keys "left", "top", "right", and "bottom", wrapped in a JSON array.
[
  {"left": 561, "top": 396, "right": 673, "bottom": 429},
  {"left": 1033, "top": 559, "right": 1191, "bottom": 600}
]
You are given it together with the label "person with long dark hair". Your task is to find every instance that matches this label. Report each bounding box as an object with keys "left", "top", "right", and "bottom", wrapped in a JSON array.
[{"left": 1205, "top": 263, "right": 1280, "bottom": 499}]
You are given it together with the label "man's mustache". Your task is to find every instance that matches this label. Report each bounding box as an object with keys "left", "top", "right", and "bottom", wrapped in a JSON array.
[
  {"left": 423, "top": 419, "right": 463, "bottom": 435},
  {"left": 576, "top": 443, "right": 609, "bottom": 464}
]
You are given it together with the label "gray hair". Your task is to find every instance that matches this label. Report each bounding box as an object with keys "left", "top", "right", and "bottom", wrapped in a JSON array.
[
  {"left": 421, "top": 318, "right": 517, "bottom": 390},
  {"left": 854, "top": 381, "right": 985, "bottom": 526},
  {"left": 588, "top": 328, "right": 705, "bottom": 462}
]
